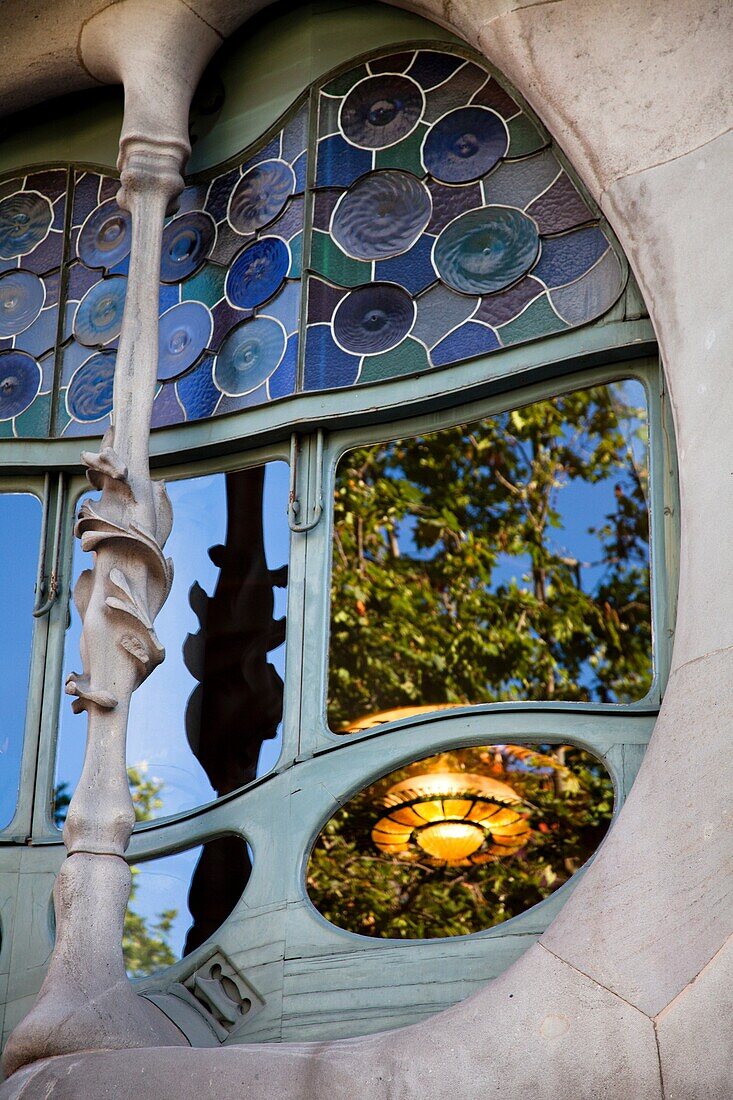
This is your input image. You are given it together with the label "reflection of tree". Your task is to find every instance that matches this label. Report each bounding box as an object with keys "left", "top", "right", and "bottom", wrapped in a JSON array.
[
  {"left": 329, "top": 385, "right": 651, "bottom": 730},
  {"left": 308, "top": 745, "right": 613, "bottom": 939},
  {"left": 182, "top": 467, "right": 286, "bottom": 954},
  {"left": 123, "top": 765, "right": 177, "bottom": 977},
  {"left": 54, "top": 765, "right": 178, "bottom": 976}
]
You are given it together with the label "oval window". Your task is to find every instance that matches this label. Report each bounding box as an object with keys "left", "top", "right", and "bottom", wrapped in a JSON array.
[{"left": 308, "top": 743, "right": 613, "bottom": 938}]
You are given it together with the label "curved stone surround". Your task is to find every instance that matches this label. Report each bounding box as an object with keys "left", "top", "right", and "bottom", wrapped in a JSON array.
[{"left": 0, "top": 0, "right": 731, "bottom": 1096}]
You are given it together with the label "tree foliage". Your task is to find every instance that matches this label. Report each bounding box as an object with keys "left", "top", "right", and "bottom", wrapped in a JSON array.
[
  {"left": 122, "top": 764, "right": 178, "bottom": 977},
  {"left": 308, "top": 744, "right": 614, "bottom": 939},
  {"left": 328, "top": 382, "right": 651, "bottom": 730},
  {"left": 314, "top": 382, "right": 649, "bottom": 938}
]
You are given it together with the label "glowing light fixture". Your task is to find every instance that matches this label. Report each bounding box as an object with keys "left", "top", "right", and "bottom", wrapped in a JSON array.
[{"left": 371, "top": 771, "right": 531, "bottom": 866}]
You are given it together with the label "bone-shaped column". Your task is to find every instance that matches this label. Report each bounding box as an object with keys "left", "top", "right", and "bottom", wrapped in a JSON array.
[{"left": 2, "top": 0, "right": 222, "bottom": 1076}]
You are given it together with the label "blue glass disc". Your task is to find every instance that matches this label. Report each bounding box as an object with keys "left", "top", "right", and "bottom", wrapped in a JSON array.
[
  {"left": 158, "top": 301, "right": 213, "bottom": 381},
  {"left": 66, "top": 350, "right": 116, "bottom": 422},
  {"left": 78, "top": 200, "right": 132, "bottom": 270},
  {"left": 214, "top": 316, "right": 286, "bottom": 396},
  {"left": 160, "top": 211, "right": 215, "bottom": 283},
  {"left": 74, "top": 276, "right": 127, "bottom": 346},
  {"left": 228, "top": 160, "right": 295, "bottom": 235},
  {"left": 332, "top": 171, "right": 432, "bottom": 261},
  {"left": 334, "top": 283, "right": 415, "bottom": 354},
  {"left": 433, "top": 206, "right": 539, "bottom": 295},
  {"left": 225, "top": 237, "right": 290, "bottom": 309},
  {"left": 340, "top": 75, "right": 424, "bottom": 150},
  {"left": 423, "top": 107, "right": 508, "bottom": 183},
  {"left": 0, "top": 350, "right": 41, "bottom": 419},
  {"left": 0, "top": 192, "right": 53, "bottom": 259},
  {"left": 0, "top": 270, "right": 45, "bottom": 336}
]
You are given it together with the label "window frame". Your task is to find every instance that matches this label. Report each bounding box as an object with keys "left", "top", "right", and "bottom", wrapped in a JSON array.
[{"left": 0, "top": 23, "right": 681, "bottom": 1043}]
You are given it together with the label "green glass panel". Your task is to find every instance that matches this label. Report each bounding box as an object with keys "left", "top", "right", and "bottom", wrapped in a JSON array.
[
  {"left": 318, "top": 94, "right": 341, "bottom": 137},
  {"left": 0, "top": 419, "right": 14, "bottom": 438},
  {"left": 309, "top": 230, "right": 371, "bottom": 287},
  {"left": 288, "top": 233, "right": 303, "bottom": 279},
  {"left": 323, "top": 65, "right": 368, "bottom": 97},
  {"left": 374, "top": 124, "right": 428, "bottom": 175},
  {"left": 506, "top": 114, "right": 548, "bottom": 158},
  {"left": 359, "top": 337, "right": 430, "bottom": 383},
  {"left": 181, "top": 263, "right": 227, "bottom": 307},
  {"left": 54, "top": 396, "right": 72, "bottom": 436},
  {"left": 13, "top": 391, "right": 51, "bottom": 437},
  {"left": 497, "top": 294, "right": 568, "bottom": 346}
]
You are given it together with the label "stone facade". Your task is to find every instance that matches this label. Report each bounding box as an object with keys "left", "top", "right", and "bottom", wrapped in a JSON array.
[{"left": 0, "top": 0, "right": 730, "bottom": 1096}]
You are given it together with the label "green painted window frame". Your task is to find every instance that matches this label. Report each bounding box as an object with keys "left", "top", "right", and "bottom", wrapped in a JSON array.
[{"left": 0, "top": 5, "right": 680, "bottom": 1043}]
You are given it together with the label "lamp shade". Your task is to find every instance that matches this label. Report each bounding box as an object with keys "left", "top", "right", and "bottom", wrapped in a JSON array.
[{"left": 371, "top": 771, "right": 531, "bottom": 866}]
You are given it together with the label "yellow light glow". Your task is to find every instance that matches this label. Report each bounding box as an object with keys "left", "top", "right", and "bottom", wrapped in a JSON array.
[
  {"left": 416, "top": 821, "right": 485, "bottom": 861},
  {"left": 371, "top": 770, "right": 532, "bottom": 866}
]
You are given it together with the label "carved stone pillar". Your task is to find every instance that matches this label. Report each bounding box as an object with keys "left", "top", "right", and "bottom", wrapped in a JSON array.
[{"left": 2, "top": 0, "right": 222, "bottom": 1078}]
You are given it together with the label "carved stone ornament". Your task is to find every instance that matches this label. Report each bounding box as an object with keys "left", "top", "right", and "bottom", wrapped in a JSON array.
[{"left": 1, "top": 0, "right": 223, "bottom": 1077}]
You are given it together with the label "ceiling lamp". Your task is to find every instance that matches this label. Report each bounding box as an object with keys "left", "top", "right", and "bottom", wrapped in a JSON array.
[{"left": 371, "top": 772, "right": 531, "bottom": 867}]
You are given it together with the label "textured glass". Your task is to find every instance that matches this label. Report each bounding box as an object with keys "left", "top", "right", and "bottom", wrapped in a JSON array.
[
  {"left": 496, "top": 294, "right": 567, "bottom": 345},
  {"left": 328, "top": 380, "right": 652, "bottom": 731},
  {"left": 214, "top": 316, "right": 286, "bottom": 396},
  {"left": 431, "top": 321, "right": 500, "bottom": 365},
  {"left": 66, "top": 350, "right": 116, "bottom": 422},
  {"left": 422, "top": 107, "right": 508, "bottom": 183},
  {"left": 426, "top": 179, "right": 482, "bottom": 234},
  {"left": 406, "top": 50, "right": 464, "bottom": 89},
  {"left": 0, "top": 351, "right": 41, "bottom": 419},
  {"left": 526, "top": 172, "right": 593, "bottom": 234},
  {"left": 225, "top": 237, "right": 290, "bottom": 309},
  {"left": 374, "top": 235, "right": 436, "bottom": 295},
  {"left": 359, "top": 337, "right": 429, "bottom": 383},
  {"left": 411, "top": 282, "right": 477, "bottom": 349},
  {"left": 532, "top": 228, "right": 609, "bottom": 288},
  {"left": 333, "top": 283, "right": 415, "bottom": 354},
  {"left": 73, "top": 276, "right": 127, "bottom": 346},
  {"left": 308, "top": 744, "right": 613, "bottom": 939},
  {"left": 482, "top": 147, "right": 560, "bottom": 208},
  {"left": 77, "top": 198, "right": 132, "bottom": 269},
  {"left": 160, "top": 211, "right": 216, "bottom": 283},
  {"left": 340, "top": 75, "right": 424, "bottom": 149},
  {"left": 331, "top": 171, "right": 432, "bottom": 261},
  {"left": 0, "top": 493, "right": 42, "bottom": 830},
  {"left": 303, "top": 325, "right": 360, "bottom": 391},
  {"left": 0, "top": 271, "right": 45, "bottom": 336},
  {"left": 157, "top": 301, "right": 213, "bottom": 380},
  {"left": 0, "top": 191, "right": 53, "bottom": 259},
  {"left": 177, "top": 355, "right": 219, "bottom": 419},
  {"left": 475, "top": 275, "right": 545, "bottom": 327},
  {"left": 316, "top": 134, "right": 372, "bottom": 188},
  {"left": 434, "top": 206, "right": 539, "bottom": 294},
  {"left": 228, "top": 160, "right": 295, "bottom": 235},
  {"left": 423, "top": 62, "right": 488, "bottom": 124},
  {"left": 2, "top": 46, "right": 624, "bottom": 435},
  {"left": 54, "top": 464, "right": 290, "bottom": 826},
  {"left": 549, "top": 249, "right": 624, "bottom": 326}
]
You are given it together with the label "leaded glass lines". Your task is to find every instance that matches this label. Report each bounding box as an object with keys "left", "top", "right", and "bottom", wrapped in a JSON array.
[{"left": 0, "top": 48, "right": 626, "bottom": 439}]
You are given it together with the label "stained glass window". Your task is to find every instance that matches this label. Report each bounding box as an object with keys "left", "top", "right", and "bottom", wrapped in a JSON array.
[{"left": 0, "top": 48, "right": 627, "bottom": 440}]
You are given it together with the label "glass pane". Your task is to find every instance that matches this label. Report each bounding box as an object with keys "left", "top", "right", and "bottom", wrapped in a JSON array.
[
  {"left": 123, "top": 835, "right": 250, "bottom": 977},
  {"left": 0, "top": 492, "right": 41, "bottom": 828},
  {"left": 54, "top": 461, "right": 289, "bottom": 825},
  {"left": 329, "top": 380, "right": 651, "bottom": 731},
  {"left": 308, "top": 743, "right": 613, "bottom": 938}
]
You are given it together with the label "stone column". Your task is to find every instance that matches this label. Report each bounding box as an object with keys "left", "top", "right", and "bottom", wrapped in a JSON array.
[{"left": 1, "top": 0, "right": 222, "bottom": 1077}]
